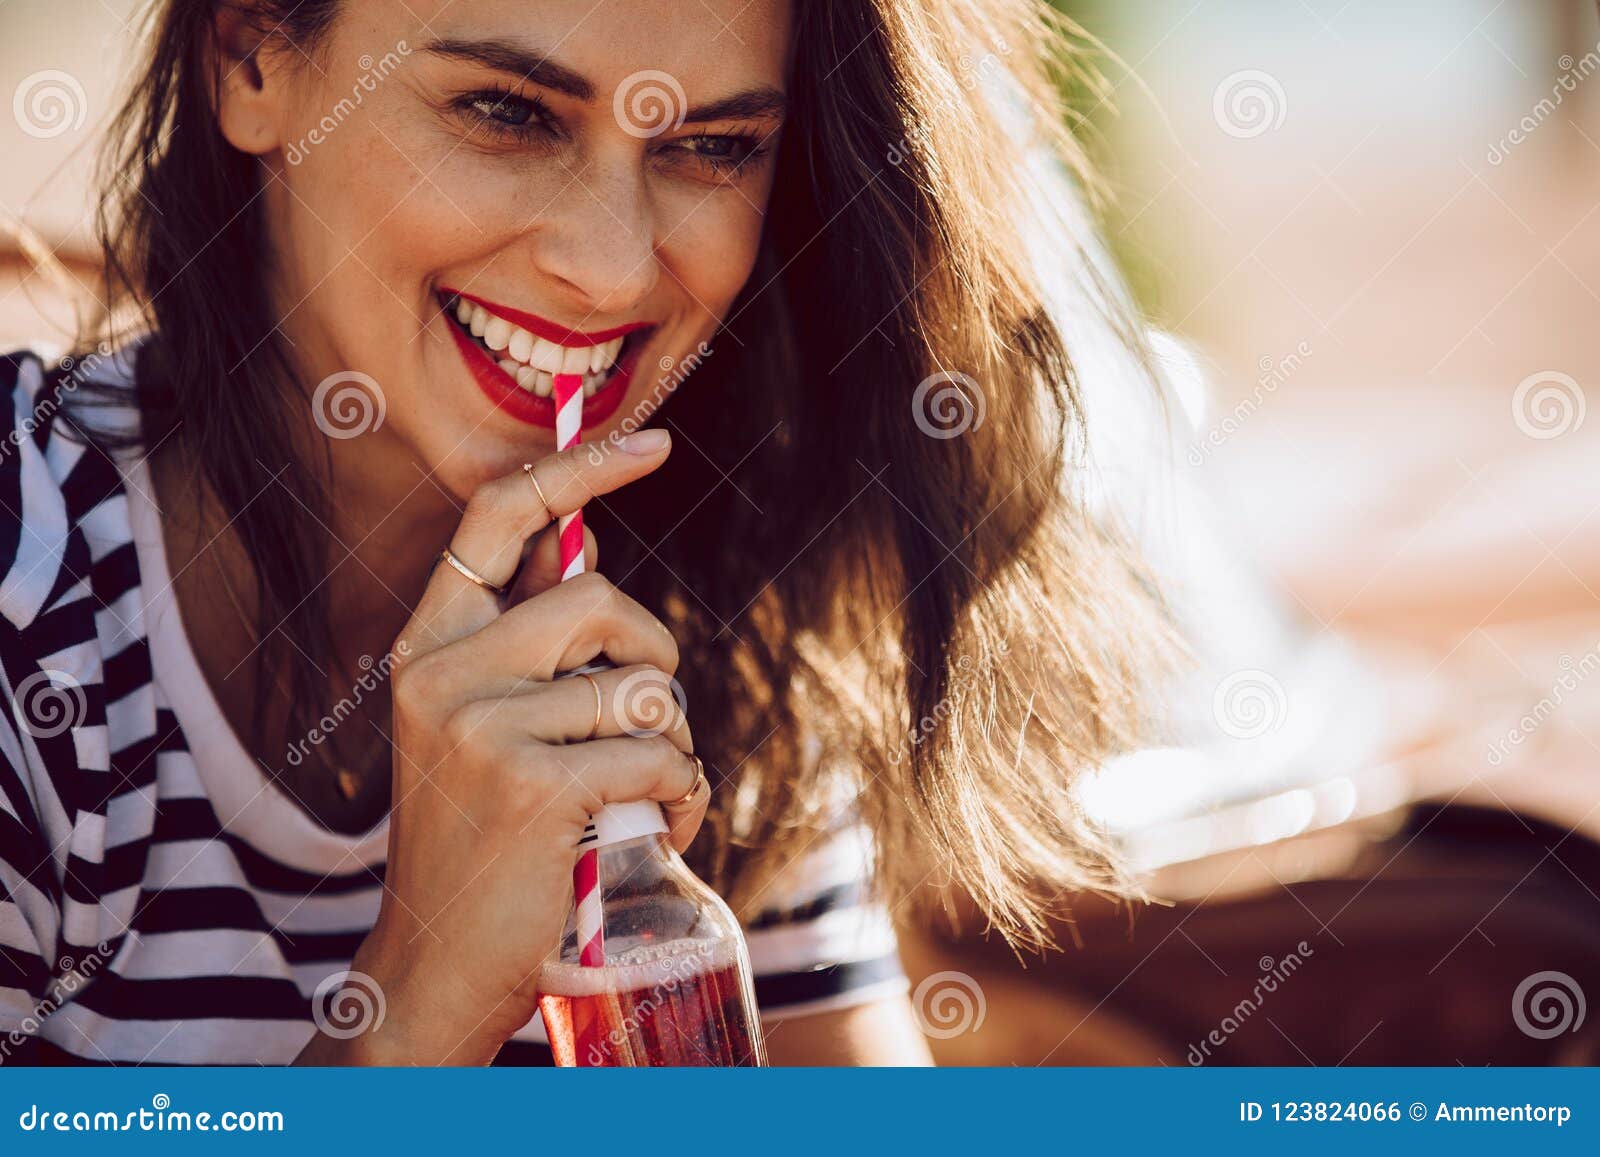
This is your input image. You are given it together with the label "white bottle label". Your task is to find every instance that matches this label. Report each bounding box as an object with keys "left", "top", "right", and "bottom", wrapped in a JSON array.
[{"left": 579, "top": 801, "right": 668, "bottom": 849}]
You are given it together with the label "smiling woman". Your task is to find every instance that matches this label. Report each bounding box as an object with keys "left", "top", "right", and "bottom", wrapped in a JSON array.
[{"left": 0, "top": 0, "right": 1172, "bottom": 1066}]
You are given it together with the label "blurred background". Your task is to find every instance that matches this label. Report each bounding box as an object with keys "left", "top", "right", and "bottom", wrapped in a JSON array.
[
  {"left": 905, "top": 0, "right": 1600, "bottom": 1067},
  {"left": 2, "top": 0, "right": 1597, "bottom": 1065}
]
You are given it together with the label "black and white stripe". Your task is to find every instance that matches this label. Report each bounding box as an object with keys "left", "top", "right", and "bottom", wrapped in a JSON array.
[{"left": 0, "top": 345, "right": 905, "bottom": 1066}]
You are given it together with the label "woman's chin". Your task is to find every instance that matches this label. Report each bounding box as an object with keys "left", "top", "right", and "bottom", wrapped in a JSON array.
[{"left": 443, "top": 450, "right": 543, "bottom": 502}]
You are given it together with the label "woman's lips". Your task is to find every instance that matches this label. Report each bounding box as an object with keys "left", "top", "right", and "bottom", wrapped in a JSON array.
[
  {"left": 443, "top": 287, "right": 651, "bottom": 348},
  {"left": 446, "top": 318, "right": 639, "bottom": 430},
  {"left": 439, "top": 290, "right": 651, "bottom": 430}
]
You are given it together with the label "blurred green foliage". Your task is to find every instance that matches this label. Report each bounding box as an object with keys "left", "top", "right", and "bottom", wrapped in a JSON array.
[{"left": 1048, "top": 0, "right": 1169, "bottom": 316}]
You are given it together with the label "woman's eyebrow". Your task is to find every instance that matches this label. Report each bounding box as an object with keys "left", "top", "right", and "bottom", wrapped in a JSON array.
[
  {"left": 422, "top": 38, "right": 596, "bottom": 100},
  {"left": 682, "top": 89, "right": 786, "bottom": 124},
  {"left": 420, "top": 36, "right": 785, "bottom": 122}
]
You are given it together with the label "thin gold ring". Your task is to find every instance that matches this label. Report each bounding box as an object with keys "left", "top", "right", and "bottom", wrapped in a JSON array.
[
  {"left": 664, "top": 755, "right": 707, "bottom": 809},
  {"left": 577, "top": 673, "right": 603, "bottom": 741},
  {"left": 438, "top": 547, "right": 505, "bottom": 598},
  {"left": 523, "top": 462, "right": 553, "bottom": 521}
]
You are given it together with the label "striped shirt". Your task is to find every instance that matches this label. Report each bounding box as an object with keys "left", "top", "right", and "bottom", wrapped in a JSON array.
[{"left": 0, "top": 344, "right": 906, "bottom": 1065}]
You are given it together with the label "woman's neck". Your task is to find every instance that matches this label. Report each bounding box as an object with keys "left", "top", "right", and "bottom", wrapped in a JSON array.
[{"left": 149, "top": 434, "right": 459, "bottom": 832}]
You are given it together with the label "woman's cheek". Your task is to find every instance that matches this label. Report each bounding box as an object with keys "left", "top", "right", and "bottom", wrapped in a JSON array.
[
  {"left": 662, "top": 192, "right": 769, "bottom": 309},
  {"left": 275, "top": 110, "right": 442, "bottom": 277}
]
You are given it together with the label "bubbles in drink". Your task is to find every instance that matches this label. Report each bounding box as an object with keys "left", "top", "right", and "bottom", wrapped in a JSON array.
[{"left": 538, "top": 938, "right": 763, "bottom": 1067}]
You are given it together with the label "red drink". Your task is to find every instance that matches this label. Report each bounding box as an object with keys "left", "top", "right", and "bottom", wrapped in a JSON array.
[
  {"left": 539, "top": 939, "right": 763, "bottom": 1067},
  {"left": 539, "top": 788, "right": 766, "bottom": 1067}
]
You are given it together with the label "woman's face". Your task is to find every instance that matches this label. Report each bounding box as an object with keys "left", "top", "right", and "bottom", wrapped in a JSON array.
[{"left": 246, "top": 0, "right": 789, "bottom": 501}]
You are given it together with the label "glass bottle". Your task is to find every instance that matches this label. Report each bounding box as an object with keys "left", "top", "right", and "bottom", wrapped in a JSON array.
[{"left": 537, "top": 800, "right": 768, "bottom": 1067}]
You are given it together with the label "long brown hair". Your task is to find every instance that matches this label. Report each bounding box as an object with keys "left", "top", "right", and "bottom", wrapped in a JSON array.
[{"left": 87, "top": 0, "right": 1173, "bottom": 950}]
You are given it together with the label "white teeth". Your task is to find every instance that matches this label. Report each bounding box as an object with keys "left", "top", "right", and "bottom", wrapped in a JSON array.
[
  {"left": 560, "top": 345, "right": 589, "bottom": 375},
  {"left": 451, "top": 296, "right": 630, "bottom": 385},
  {"left": 528, "top": 338, "right": 564, "bottom": 374},
  {"left": 483, "top": 316, "right": 512, "bottom": 351}
]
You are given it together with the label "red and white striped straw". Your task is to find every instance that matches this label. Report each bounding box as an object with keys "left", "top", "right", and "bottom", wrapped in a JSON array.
[{"left": 554, "top": 372, "right": 605, "bottom": 968}]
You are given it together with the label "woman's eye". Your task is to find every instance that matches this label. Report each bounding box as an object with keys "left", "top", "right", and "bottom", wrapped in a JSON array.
[
  {"left": 670, "top": 134, "right": 769, "bottom": 174},
  {"left": 454, "top": 90, "right": 551, "bottom": 141}
]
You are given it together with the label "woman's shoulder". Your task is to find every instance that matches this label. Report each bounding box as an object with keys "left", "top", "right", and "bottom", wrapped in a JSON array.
[
  {"left": 0, "top": 345, "right": 158, "bottom": 1002},
  {"left": 740, "top": 819, "right": 908, "bottom": 1018},
  {"left": 0, "top": 344, "right": 141, "bottom": 634}
]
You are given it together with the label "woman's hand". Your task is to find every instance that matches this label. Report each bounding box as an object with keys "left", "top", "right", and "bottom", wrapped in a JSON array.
[{"left": 298, "top": 429, "right": 709, "bottom": 1066}]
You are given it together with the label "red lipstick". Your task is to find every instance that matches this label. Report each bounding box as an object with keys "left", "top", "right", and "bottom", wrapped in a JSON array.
[
  {"left": 443, "top": 287, "right": 651, "bottom": 348},
  {"left": 441, "top": 292, "right": 648, "bottom": 430},
  {"left": 446, "top": 322, "right": 639, "bottom": 430}
]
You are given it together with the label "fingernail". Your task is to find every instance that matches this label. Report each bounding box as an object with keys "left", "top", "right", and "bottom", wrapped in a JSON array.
[{"left": 619, "top": 429, "right": 670, "bottom": 455}]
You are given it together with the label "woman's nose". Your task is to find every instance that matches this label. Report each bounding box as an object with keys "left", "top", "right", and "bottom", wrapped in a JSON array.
[{"left": 528, "top": 162, "right": 659, "bottom": 319}]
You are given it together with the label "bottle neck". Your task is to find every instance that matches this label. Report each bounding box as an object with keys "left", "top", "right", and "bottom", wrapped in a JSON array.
[{"left": 583, "top": 800, "right": 669, "bottom": 852}]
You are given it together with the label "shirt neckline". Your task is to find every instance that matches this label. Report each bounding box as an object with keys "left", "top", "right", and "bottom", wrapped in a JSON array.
[{"left": 122, "top": 452, "right": 390, "bottom": 872}]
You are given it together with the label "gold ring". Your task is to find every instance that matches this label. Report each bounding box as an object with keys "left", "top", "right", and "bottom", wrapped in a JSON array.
[
  {"left": 577, "top": 673, "right": 603, "bottom": 741},
  {"left": 664, "top": 754, "right": 707, "bottom": 809},
  {"left": 523, "top": 462, "right": 552, "bottom": 520},
  {"left": 439, "top": 547, "right": 505, "bottom": 598}
]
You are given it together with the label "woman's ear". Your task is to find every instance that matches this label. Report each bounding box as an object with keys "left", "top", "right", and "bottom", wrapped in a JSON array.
[{"left": 211, "top": 5, "right": 294, "bottom": 156}]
